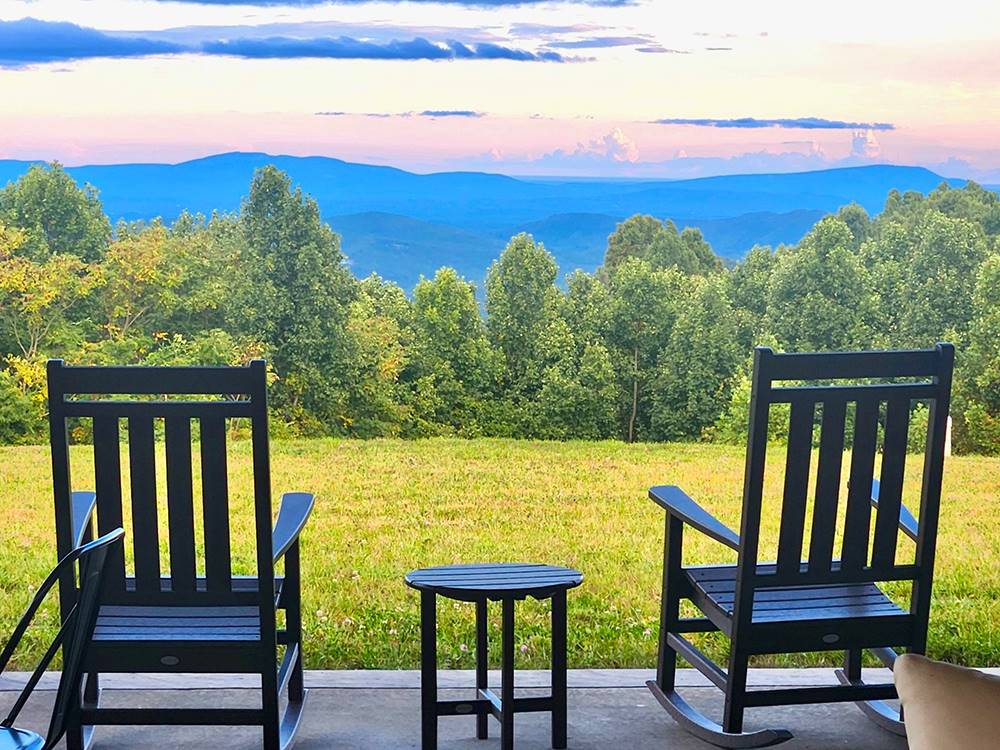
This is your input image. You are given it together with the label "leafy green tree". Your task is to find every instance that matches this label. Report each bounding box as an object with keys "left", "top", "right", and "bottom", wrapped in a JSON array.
[
  {"left": 538, "top": 341, "right": 618, "bottom": 440},
  {"left": 0, "top": 250, "right": 99, "bottom": 360},
  {"left": 0, "top": 222, "right": 25, "bottom": 255},
  {"left": 836, "top": 203, "right": 871, "bottom": 248},
  {"left": 0, "top": 163, "right": 110, "bottom": 261},
  {"left": 233, "top": 166, "right": 357, "bottom": 433},
  {"left": 560, "top": 270, "right": 610, "bottom": 349},
  {"left": 727, "top": 245, "right": 776, "bottom": 350},
  {"left": 604, "top": 215, "right": 703, "bottom": 274},
  {"left": 485, "top": 233, "right": 559, "bottom": 395},
  {"left": 650, "top": 276, "right": 740, "bottom": 440},
  {"left": 0, "top": 369, "right": 38, "bottom": 443},
  {"left": 767, "top": 217, "right": 875, "bottom": 351},
  {"left": 342, "top": 275, "right": 412, "bottom": 437},
  {"left": 880, "top": 182, "right": 1000, "bottom": 239},
  {"left": 409, "top": 268, "right": 500, "bottom": 435},
  {"left": 681, "top": 226, "right": 723, "bottom": 273},
  {"left": 606, "top": 258, "right": 685, "bottom": 441},
  {"left": 97, "top": 223, "right": 183, "bottom": 340},
  {"left": 863, "top": 211, "right": 988, "bottom": 347},
  {"left": 955, "top": 254, "right": 1000, "bottom": 454},
  {"left": 897, "top": 212, "right": 989, "bottom": 345},
  {"left": 162, "top": 214, "right": 240, "bottom": 337}
]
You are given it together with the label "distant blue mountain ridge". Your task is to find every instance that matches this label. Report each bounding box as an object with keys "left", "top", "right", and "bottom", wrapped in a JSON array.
[{"left": 0, "top": 152, "right": 973, "bottom": 289}]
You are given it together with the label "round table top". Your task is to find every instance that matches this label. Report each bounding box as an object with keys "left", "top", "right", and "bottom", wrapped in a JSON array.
[{"left": 405, "top": 563, "right": 583, "bottom": 602}]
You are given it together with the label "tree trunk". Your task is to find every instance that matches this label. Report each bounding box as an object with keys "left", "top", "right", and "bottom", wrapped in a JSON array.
[{"left": 628, "top": 346, "right": 639, "bottom": 443}]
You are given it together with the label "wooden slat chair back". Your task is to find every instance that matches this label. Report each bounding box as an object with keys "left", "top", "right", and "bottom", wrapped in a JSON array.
[
  {"left": 47, "top": 360, "right": 314, "bottom": 750},
  {"left": 647, "top": 343, "right": 955, "bottom": 748},
  {"left": 49, "top": 361, "right": 270, "bottom": 608},
  {"left": 735, "top": 344, "right": 954, "bottom": 638}
]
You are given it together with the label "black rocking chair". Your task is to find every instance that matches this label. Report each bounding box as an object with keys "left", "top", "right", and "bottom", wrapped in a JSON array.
[
  {"left": 647, "top": 343, "right": 954, "bottom": 747},
  {"left": 47, "top": 359, "right": 315, "bottom": 750},
  {"left": 0, "top": 528, "right": 124, "bottom": 750}
]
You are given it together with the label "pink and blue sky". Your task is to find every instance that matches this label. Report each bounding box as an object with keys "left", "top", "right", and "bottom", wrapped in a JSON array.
[{"left": 2, "top": 0, "right": 999, "bottom": 179}]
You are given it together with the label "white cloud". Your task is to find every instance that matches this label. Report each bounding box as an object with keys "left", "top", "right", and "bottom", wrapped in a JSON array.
[
  {"left": 536, "top": 127, "right": 639, "bottom": 165},
  {"left": 850, "top": 128, "right": 882, "bottom": 160}
]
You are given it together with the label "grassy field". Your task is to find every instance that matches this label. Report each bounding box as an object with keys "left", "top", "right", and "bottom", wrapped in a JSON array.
[{"left": 1, "top": 438, "right": 998, "bottom": 670}]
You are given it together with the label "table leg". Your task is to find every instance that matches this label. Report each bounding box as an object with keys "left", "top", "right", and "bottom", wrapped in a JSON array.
[
  {"left": 476, "top": 598, "right": 489, "bottom": 739},
  {"left": 551, "top": 590, "right": 567, "bottom": 749},
  {"left": 501, "top": 597, "right": 515, "bottom": 750},
  {"left": 421, "top": 591, "right": 438, "bottom": 750}
]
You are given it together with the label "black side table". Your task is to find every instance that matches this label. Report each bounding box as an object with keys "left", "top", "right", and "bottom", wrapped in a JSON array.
[{"left": 405, "top": 563, "right": 583, "bottom": 750}]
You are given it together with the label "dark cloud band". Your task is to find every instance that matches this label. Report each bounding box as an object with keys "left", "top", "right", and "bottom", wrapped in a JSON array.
[
  {"left": 0, "top": 18, "right": 567, "bottom": 66},
  {"left": 653, "top": 117, "right": 896, "bottom": 130},
  {"left": 0, "top": 19, "right": 185, "bottom": 64},
  {"left": 545, "top": 35, "right": 652, "bottom": 49}
]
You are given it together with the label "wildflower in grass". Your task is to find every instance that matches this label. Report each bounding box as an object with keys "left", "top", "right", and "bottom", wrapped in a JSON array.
[
  {"left": 459, "top": 643, "right": 468, "bottom": 653},
  {"left": 643, "top": 628, "right": 652, "bottom": 637},
  {"left": 520, "top": 644, "right": 528, "bottom": 653}
]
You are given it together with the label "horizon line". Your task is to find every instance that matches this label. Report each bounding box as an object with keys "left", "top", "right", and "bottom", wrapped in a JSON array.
[{"left": 0, "top": 150, "right": 970, "bottom": 184}]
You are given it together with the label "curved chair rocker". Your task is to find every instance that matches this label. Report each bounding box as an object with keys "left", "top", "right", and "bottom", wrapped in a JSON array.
[
  {"left": 647, "top": 344, "right": 954, "bottom": 747},
  {"left": 0, "top": 529, "right": 124, "bottom": 750},
  {"left": 47, "top": 360, "right": 315, "bottom": 750}
]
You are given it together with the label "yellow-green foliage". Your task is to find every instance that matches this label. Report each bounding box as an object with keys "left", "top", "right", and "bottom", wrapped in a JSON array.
[{"left": 1, "top": 438, "right": 997, "bottom": 669}]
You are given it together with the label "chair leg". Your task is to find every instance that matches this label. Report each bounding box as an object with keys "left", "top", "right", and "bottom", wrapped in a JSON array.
[
  {"left": 657, "top": 515, "right": 682, "bottom": 693},
  {"left": 421, "top": 591, "right": 438, "bottom": 750},
  {"left": 501, "top": 597, "right": 516, "bottom": 750},
  {"left": 66, "top": 672, "right": 99, "bottom": 750},
  {"left": 287, "top": 612, "right": 305, "bottom": 704},
  {"left": 65, "top": 708, "right": 84, "bottom": 750},
  {"left": 283, "top": 541, "right": 305, "bottom": 705},
  {"left": 475, "top": 599, "right": 488, "bottom": 740},
  {"left": 84, "top": 672, "right": 99, "bottom": 705},
  {"left": 551, "top": 590, "right": 568, "bottom": 750},
  {"left": 845, "top": 649, "right": 862, "bottom": 682},
  {"left": 835, "top": 649, "right": 906, "bottom": 737},
  {"left": 262, "top": 661, "right": 281, "bottom": 750},
  {"left": 723, "top": 651, "right": 749, "bottom": 735},
  {"left": 647, "top": 513, "right": 792, "bottom": 748}
]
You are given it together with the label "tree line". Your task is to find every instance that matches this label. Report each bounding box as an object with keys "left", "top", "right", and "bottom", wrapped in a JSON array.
[{"left": 1, "top": 163, "right": 998, "bottom": 453}]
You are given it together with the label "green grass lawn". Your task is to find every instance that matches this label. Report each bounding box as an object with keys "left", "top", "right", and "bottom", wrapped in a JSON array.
[{"left": 1, "top": 438, "right": 998, "bottom": 669}]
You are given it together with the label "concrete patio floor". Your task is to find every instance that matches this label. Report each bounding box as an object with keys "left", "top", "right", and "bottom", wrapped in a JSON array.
[{"left": 0, "top": 669, "right": 915, "bottom": 749}]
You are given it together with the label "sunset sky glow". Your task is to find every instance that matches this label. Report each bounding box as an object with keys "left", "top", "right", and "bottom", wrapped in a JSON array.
[{"left": 2, "top": 0, "right": 999, "bottom": 179}]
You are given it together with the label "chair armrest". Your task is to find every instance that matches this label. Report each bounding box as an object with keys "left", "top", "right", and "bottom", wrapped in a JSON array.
[
  {"left": 273, "top": 492, "right": 315, "bottom": 563},
  {"left": 648, "top": 485, "right": 741, "bottom": 551},
  {"left": 71, "top": 491, "right": 97, "bottom": 548},
  {"left": 870, "top": 479, "right": 919, "bottom": 542}
]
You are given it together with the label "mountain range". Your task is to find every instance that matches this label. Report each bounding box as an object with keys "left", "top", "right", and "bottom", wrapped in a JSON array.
[{"left": 0, "top": 153, "right": 979, "bottom": 289}]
